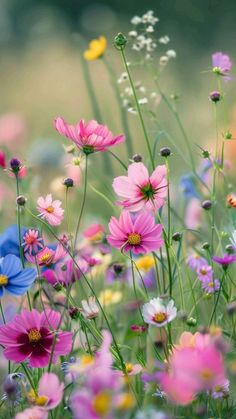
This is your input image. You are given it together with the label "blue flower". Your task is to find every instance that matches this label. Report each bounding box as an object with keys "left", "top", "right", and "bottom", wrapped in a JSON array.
[
  {"left": 0, "top": 225, "right": 27, "bottom": 258},
  {"left": 0, "top": 254, "right": 36, "bottom": 297},
  {"left": 180, "top": 174, "right": 200, "bottom": 199}
]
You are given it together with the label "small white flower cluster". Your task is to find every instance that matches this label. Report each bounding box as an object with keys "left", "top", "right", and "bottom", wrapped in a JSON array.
[
  {"left": 118, "top": 77, "right": 160, "bottom": 115},
  {"left": 128, "top": 10, "right": 176, "bottom": 63}
]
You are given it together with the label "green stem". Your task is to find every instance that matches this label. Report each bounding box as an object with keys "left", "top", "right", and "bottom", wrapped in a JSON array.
[
  {"left": 74, "top": 155, "right": 88, "bottom": 251},
  {"left": 119, "top": 48, "right": 155, "bottom": 169}
]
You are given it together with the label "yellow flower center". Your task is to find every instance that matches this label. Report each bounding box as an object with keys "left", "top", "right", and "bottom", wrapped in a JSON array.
[
  {"left": 152, "top": 312, "right": 167, "bottom": 323},
  {"left": 93, "top": 392, "right": 111, "bottom": 416},
  {"left": 39, "top": 252, "right": 52, "bottom": 264},
  {"left": 81, "top": 354, "right": 94, "bottom": 366},
  {"left": 136, "top": 255, "right": 155, "bottom": 272},
  {"left": 214, "top": 384, "right": 222, "bottom": 392},
  {"left": 28, "top": 328, "right": 42, "bottom": 343},
  {"left": 127, "top": 233, "right": 141, "bottom": 246},
  {"left": 117, "top": 393, "right": 135, "bottom": 410},
  {"left": 194, "top": 254, "right": 200, "bottom": 259},
  {"left": 200, "top": 368, "right": 214, "bottom": 381},
  {"left": 28, "top": 389, "right": 49, "bottom": 407},
  {"left": 125, "top": 363, "right": 133, "bottom": 374},
  {"left": 0, "top": 274, "right": 8, "bottom": 286},
  {"left": 200, "top": 268, "right": 207, "bottom": 275},
  {"left": 208, "top": 281, "right": 214, "bottom": 288},
  {"left": 46, "top": 205, "right": 54, "bottom": 213}
]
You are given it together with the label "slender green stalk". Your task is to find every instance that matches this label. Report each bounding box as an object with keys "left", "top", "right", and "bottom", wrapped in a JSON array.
[
  {"left": 119, "top": 48, "right": 155, "bottom": 169},
  {"left": 74, "top": 155, "right": 88, "bottom": 251}
]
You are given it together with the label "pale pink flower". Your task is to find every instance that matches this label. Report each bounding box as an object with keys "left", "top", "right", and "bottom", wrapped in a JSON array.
[
  {"left": 28, "top": 372, "right": 64, "bottom": 410},
  {"left": 15, "top": 407, "right": 48, "bottom": 419},
  {"left": 113, "top": 162, "right": 167, "bottom": 212},
  {"left": 107, "top": 211, "right": 164, "bottom": 254},
  {"left": 185, "top": 198, "right": 202, "bottom": 230},
  {"left": 54, "top": 117, "right": 125, "bottom": 153},
  {"left": 0, "top": 113, "right": 25, "bottom": 147},
  {"left": 83, "top": 223, "right": 105, "bottom": 242},
  {"left": 37, "top": 194, "right": 64, "bottom": 226}
]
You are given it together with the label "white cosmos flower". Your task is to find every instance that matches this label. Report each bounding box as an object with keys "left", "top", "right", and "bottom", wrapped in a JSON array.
[
  {"left": 142, "top": 298, "right": 177, "bottom": 327},
  {"left": 230, "top": 230, "right": 236, "bottom": 249},
  {"left": 79, "top": 296, "right": 99, "bottom": 319}
]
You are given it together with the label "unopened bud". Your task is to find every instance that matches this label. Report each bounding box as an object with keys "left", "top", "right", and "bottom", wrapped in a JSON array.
[
  {"left": 63, "top": 178, "right": 74, "bottom": 188},
  {"left": 160, "top": 147, "right": 171, "bottom": 157},
  {"left": 172, "top": 232, "right": 182, "bottom": 242},
  {"left": 114, "top": 33, "right": 127, "bottom": 50},
  {"left": 201, "top": 200, "right": 212, "bottom": 210},
  {"left": 16, "top": 195, "right": 26, "bottom": 206},
  {"left": 132, "top": 153, "right": 142, "bottom": 162}
]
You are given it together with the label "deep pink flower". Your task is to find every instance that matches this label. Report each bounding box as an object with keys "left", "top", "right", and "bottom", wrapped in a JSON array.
[
  {"left": 37, "top": 194, "right": 64, "bottom": 226},
  {"left": 113, "top": 162, "right": 167, "bottom": 212},
  {"left": 0, "top": 309, "right": 72, "bottom": 367},
  {"left": 212, "top": 254, "right": 236, "bottom": 268},
  {"left": 212, "top": 52, "right": 232, "bottom": 79},
  {"left": 22, "top": 229, "right": 44, "bottom": 255},
  {"left": 0, "top": 150, "right": 6, "bottom": 168},
  {"left": 107, "top": 211, "right": 164, "bottom": 254},
  {"left": 26, "top": 244, "right": 66, "bottom": 267},
  {"left": 54, "top": 117, "right": 125, "bottom": 154}
]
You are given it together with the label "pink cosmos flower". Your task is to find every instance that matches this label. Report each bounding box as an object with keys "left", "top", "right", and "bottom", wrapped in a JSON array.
[
  {"left": 22, "top": 229, "right": 44, "bottom": 256},
  {"left": 15, "top": 407, "right": 48, "bottom": 419},
  {"left": 113, "top": 162, "right": 167, "bottom": 212},
  {"left": 28, "top": 372, "right": 64, "bottom": 410},
  {"left": 54, "top": 117, "right": 125, "bottom": 154},
  {"left": 186, "top": 253, "right": 208, "bottom": 271},
  {"left": 37, "top": 194, "right": 64, "bottom": 226},
  {"left": 26, "top": 244, "right": 66, "bottom": 267},
  {"left": 83, "top": 223, "right": 105, "bottom": 242},
  {"left": 43, "top": 258, "right": 88, "bottom": 287},
  {"left": 0, "top": 309, "right": 72, "bottom": 367},
  {"left": 0, "top": 150, "right": 6, "bottom": 168},
  {"left": 201, "top": 277, "right": 220, "bottom": 293},
  {"left": 212, "top": 52, "right": 232, "bottom": 80},
  {"left": 197, "top": 265, "right": 213, "bottom": 281},
  {"left": 107, "top": 211, "right": 164, "bottom": 254}
]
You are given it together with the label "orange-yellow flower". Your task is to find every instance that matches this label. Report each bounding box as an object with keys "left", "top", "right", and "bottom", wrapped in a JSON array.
[{"left": 84, "top": 36, "right": 107, "bottom": 61}]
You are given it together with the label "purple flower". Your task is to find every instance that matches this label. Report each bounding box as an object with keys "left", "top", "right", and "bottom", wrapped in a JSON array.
[
  {"left": 197, "top": 265, "right": 213, "bottom": 282},
  {"left": 212, "top": 254, "right": 236, "bottom": 268},
  {"left": 187, "top": 254, "right": 208, "bottom": 271},
  {"left": 201, "top": 278, "right": 220, "bottom": 294},
  {"left": 212, "top": 52, "right": 232, "bottom": 80}
]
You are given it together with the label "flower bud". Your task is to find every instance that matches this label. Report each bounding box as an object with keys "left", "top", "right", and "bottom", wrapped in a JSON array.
[
  {"left": 63, "top": 178, "right": 74, "bottom": 188},
  {"left": 69, "top": 307, "right": 80, "bottom": 320},
  {"left": 224, "top": 130, "right": 232, "bottom": 140},
  {"left": 225, "top": 244, "right": 234, "bottom": 254},
  {"left": 226, "top": 301, "right": 236, "bottom": 315},
  {"left": 160, "top": 147, "right": 171, "bottom": 157},
  {"left": 202, "top": 149, "right": 210, "bottom": 158},
  {"left": 132, "top": 153, "right": 142, "bottom": 162},
  {"left": 209, "top": 91, "right": 221, "bottom": 103},
  {"left": 202, "top": 242, "right": 210, "bottom": 250},
  {"left": 16, "top": 195, "right": 26, "bottom": 206},
  {"left": 201, "top": 200, "right": 212, "bottom": 210},
  {"left": 186, "top": 317, "right": 197, "bottom": 326},
  {"left": 177, "top": 310, "right": 188, "bottom": 321},
  {"left": 114, "top": 33, "right": 127, "bottom": 50},
  {"left": 172, "top": 232, "right": 182, "bottom": 242},
  {"left": 10, "top": 157, "right": 21, "bottom": 173}
]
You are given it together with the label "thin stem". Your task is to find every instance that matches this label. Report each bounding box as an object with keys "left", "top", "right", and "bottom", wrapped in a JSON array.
[
  {"left": 119, "top": 48, "right": 155, "bottom": 169},
  {"left": 74, "top": 155, "right": 88, "bottom": 251}
]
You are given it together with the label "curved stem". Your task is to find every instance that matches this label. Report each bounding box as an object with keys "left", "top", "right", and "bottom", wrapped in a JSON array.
[{"left": 74, "top": 155, "right": 88, "bottom": 251}]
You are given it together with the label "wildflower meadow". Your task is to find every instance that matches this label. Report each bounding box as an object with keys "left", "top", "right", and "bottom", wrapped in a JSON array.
[{"left": 1, "top": 8, "right": 236, "bottom": 419}]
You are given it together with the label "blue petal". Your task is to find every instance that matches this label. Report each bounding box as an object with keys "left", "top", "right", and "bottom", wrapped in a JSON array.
[
  {"left": 0, "top": 224, "right": 27, "bottom": 258},
  {"left": 9, "top": 268, "right": 36, "bottom": 287},
  {"left": 0, "top": 287, "right": 3, "bottom": 297},
  {"left": 6, "top": 285, "right": 31, "bottom": 296},
  {"left": 2, "top": 254, "right": 23, "bottom": 277}
]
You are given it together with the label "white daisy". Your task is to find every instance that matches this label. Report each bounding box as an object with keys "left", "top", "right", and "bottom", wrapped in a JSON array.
[{"left": 142, "top": 297, "right": 177, "bottom": 327}]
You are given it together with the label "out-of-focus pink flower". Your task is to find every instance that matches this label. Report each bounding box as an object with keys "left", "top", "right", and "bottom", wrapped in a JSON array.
[
  {"left": 28, "top": 372, "right": 63, "bottom": 410},
  {"left": 15, "top": 407, "right": 48, "bottom": 419},
  {"left": 212, "top": 52, "right": 232, "bottom": 80},
  {"left": 0, "top": 113, "right": 25, "bottom": 147},
  {"left": 37, "top": 194, "right": 64, "bottom": 226},
  {"left": 43, "top": 257, "right": 88, "bottom": 286},
  {"left": 185, "top": 198, "right": 202, "bottom": 230},
  {"left": 201, "top": 277, "right": 220, "bottom": 293},
  {"left": 54, "top": 117, "right": 125, "bottom": 154},
  {"left": 197, "top": 265, "right": 213, "bottom": 281},
  {"left": 22, "top": 229, "right": 44, "bottom": 256},
  {"left": 113, "top": 162, "right": 167, "bottom": 212},
  {"left": 83, "top": 223, "right": 105, "bottom": 242},
  {"left": 107, "top": 211, "right": 164, "bottom": 254},
  {"left": 65, "top": 157, "right": 84, "bottom": 186},
  {"left": 0, "top": 181, "right": 12, "bottom": 210},
  {"left": 7, "top": 164, "right": 27, "bottom": 179},
  {"left": 159, "top": 332, "right": 228, "bottom": 405},
  {"left": 0, "top": 150, "right": 6, "bottom": 168},
  {"left": 26, "top": 244, "right": 66, "bottom": 267},
  {"left": 0, "top": 309, "right": 72, "bottom": 367}
]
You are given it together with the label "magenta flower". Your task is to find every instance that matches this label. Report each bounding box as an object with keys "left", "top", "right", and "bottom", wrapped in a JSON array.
[
  {"left": 0, "top": 309, "right": 72, "bottom": 367},
  {"left": 54, "top": 117, "right": 125, "bottom": 154},
  {"left": 37, "top": 194, "right": 64, "bottom": 226},
  {"left": 22, "top": 229, "right": 44, "bottom": 256},
  {"left": 107, "top": 211, "right": 164, "bottom": 254},
  {"left": 212, "top": 52, "right": 232, "bottom": 79},
  {"left": 212, "top": 254, "right": 236, "bottom": 268},
  {"left": 113, "top": 162, "right": 167, "bottom": 212}
]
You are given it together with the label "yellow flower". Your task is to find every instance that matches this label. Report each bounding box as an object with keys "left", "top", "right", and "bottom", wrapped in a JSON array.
[
  {"left": 136, "top": 255, "right": 155, "bottom": 272},
  {"left": 99, "top": 289, "right": 122, "bottom": 306},
  {"left": 84, "top": 36, "right": 107, "bottom": 61}
]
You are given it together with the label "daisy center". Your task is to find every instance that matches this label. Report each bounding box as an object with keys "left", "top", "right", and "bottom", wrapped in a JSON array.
[
  {"left": 152, "top": 312, "right": 167, "bottom": 323},
  {"left": 93, "top": 392, "right": 111, "bottom": 416},
  {"left": 128, "top": 233, "right": 141, "bottom": 245},
  {"left": 200, "top": 269, "right": 207, "bottom": 275},
  {"left": 0, "top": 274, "right": 8, "bottom": 286},
  {"left": 35, "top": 395, "right": 49, "bottom": 406},
  {"left": 39, "top": 252, "right": 52, "bottom": 264},
  {"left": 46, "top": 205, "right": 54, "bottom": 213},
  {"left": 125, "top": 363, "right": 133, "bottom": 373},
  {"left": 200, "top": 368, "right": 214, "bottom": 381},
  {"left": 208, "top": 281, "right": 214, "bottom": 288},
  {"left": 28, "top": 328, "right": 42, "bottom": 343}
]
